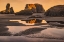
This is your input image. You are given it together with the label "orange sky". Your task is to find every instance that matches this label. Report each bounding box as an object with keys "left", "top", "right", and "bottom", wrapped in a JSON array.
[{"left": 0, "top": 0, "right": 64, "bottom": 12}]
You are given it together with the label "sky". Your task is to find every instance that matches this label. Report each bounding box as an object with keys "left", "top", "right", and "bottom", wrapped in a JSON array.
[{"left": 0, "top": 0, "right": 64, "bottom": 12}]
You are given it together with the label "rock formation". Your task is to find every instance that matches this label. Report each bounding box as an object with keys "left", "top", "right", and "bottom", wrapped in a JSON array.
[
  {"left": 25, "top": 4, "right": 45, "bottom": 13},
  {"left": 15, "top": 3, "right": 45, "bottom": 15},
  {"left": 45, "top": 5, "right": 64, "bottom": 17},
  {"left": 10, "top": 7, "right": 14, "bottom": 14},
  {"left": 5, "top": 3, "right": 10, "bottom": 14},
  {"left": 0, "top": 3, "right": 14, "bottom": 14}
]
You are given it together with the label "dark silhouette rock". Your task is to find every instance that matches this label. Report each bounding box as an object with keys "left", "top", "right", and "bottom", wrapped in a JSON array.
[
  {"left": 0, "top": 11, "right": 5, "bottom": 14},
  {"left": 35, "top": 4, "right": 45, "bottom": 13},
  {"left": 0, "top": 3, "right": 14, "bottom": 14},
  {"left": 5, "top": 3, "right": 10, "bottom": 14},
  {"left": 10, "top": 7, "right": 14, "bottom": 14},
  {"left": 25, "top": 4, "right": 28, "bottom": 9},
  {"left": 45, "top": 5, "right": 64, "bottom": 17},
  {"left": 15, "top": 9, "right": 33, "bottom": 15}
]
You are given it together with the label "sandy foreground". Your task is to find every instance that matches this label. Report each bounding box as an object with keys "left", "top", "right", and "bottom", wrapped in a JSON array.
[{"left": 0, "top": 36, "right": 64, "bottom": 42}]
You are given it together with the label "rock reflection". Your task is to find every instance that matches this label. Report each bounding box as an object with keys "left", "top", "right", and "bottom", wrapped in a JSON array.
[
  {"left": 25, "top": 28, "right": 64, "bottom": 40},
  {"left": 0, "top": 24, "right": 12, "bottom": 36},
  {"left": 1, "top": 25, "right": 64, "bottom": 41},
  {"left": 14, "top": 28, "right": 47, "bottom": 36}
]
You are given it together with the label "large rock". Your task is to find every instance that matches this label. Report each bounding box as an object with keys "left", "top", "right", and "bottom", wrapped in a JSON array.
[
  {"left": 45, "top": 5, "right": 64, "bottom": 17},
  {"left": 25, "top": 4, "right": 45, "bottom": 13}
]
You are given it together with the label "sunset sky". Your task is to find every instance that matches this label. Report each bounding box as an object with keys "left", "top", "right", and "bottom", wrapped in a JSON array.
[{"left": 0, "top": 0, "right": 64, "bottom": 12}]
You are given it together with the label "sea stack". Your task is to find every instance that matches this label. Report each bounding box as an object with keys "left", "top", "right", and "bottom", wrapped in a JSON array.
[
  {"left": 5, "top": 3, "right": 10, "bottom": 14},
  {"left": 0, "top": 3, "right": 14, "bottom": 14},
  {"left": 10, "top": 7, "right": 14, "bottom": 14},
  {"left": 25, "top": 3, "right": 45, "bottom": 13}
]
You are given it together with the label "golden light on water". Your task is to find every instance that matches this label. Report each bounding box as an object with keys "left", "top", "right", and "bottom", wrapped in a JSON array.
[
  {"left": 9, "top": 20, "right": 35, "bottom": 25},
  {"left": 41, "top": 20, "right": 47, "bottom": 24},
  {"left": 28, "top": 19, "right": 36, "bottom": 24},
  {"left": 28, "top": 4, "right": 36, "bottom": 9},
  {"left": 9, "top": 19, "right": 47, "bottom": 25}
]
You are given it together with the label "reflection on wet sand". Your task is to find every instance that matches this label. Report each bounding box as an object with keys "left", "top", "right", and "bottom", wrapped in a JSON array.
[
  {"left": 7, "top": 26, "right": 40, "bottom": 34},
  {"left": 0, "top": 24, "right": 11, "bottom": 36},
  {"left": 0, "top": 25, "right": 64, "bottom": 42},
  {"left": 14, "top": 28, "right": 47, "bottom": 36},
  {"left": 0, "top": 19, "right": 64, "bottom": 42},
  {"left": 26, "top": 28, "right": 64, "bottom": 40},
  {"left": 6, "top": 26, "right": 64, "bottom": 40}
]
